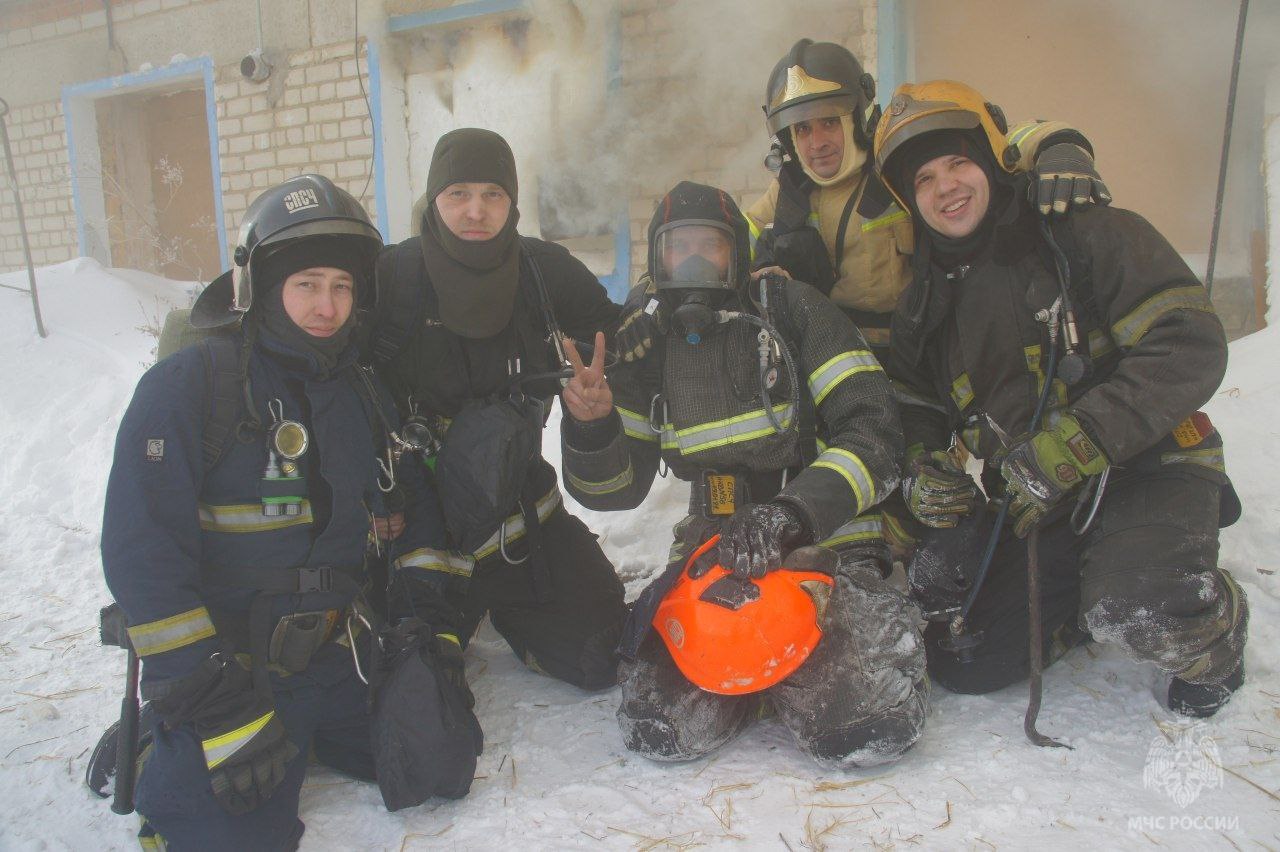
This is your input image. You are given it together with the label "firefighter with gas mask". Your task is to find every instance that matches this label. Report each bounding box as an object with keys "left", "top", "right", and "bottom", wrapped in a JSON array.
[
  {"left": 875, "top": 80, "right": 1248, "bottom": 718},
  {"left": 560, "top": 181, "right": 927, "bottom": 767}
]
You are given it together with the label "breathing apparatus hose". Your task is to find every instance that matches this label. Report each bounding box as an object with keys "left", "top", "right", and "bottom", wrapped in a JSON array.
[{"left": 715, "top": 310, "right": 801, "bottom": 435}]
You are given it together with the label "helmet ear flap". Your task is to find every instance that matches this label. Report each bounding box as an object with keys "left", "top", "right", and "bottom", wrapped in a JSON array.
[{"left": 985, "top": 102, "right": 1008, "bottom": 135}]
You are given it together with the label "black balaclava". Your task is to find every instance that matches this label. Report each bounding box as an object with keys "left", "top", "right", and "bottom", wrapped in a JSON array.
[
  {"left": 255, "top": 239, "right": 362, "bottom": 373},
  {"left": 419, "top": 128, "right": 521, "bottom": 339},
  {"left": 891, "top": 129, "right": 1014, "bottom": 265}
]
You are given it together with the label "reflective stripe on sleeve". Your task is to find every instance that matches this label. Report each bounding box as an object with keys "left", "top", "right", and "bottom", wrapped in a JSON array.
[
  {"left": 808, "top": 350, "right": 882, "bottom": 407},
  {"left": 861, "top": 209, "right": 909, "bottom": 232},
  {"left": 1160, "top": 446, "right": 1226, "bottom": 474},
  {"left": 1112, "top": 286, "right": 1215, "bottom": 349},
  {"left": 198, "top": 501, "right": 313, "bottom": 533},
  {"left": 127, "top": 606, "right": 217, "bottom": 657},
  {"left": 396, "top": 546, "right": 476, "bottom": 578},
  {"left": 202, "top": 710, "right": 274, "bottom": 770},
  {"left": 810, "top": 447, "right": 877, "bottom": 514},
  {"left": 659, "top": 403, "right": 795, "bottom": 456},
  {"left": 567, "top": 460, "right": 635, "bottom": 496},
  {"left": 819, "top": 514, "right": 883, "bottom": 549}
]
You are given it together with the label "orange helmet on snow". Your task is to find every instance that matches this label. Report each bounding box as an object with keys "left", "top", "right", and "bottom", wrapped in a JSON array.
[{"left": 653, "top": 535, "right": 835, "bottom": 695}]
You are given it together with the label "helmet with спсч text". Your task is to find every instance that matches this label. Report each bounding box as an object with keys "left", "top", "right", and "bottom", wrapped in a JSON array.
[{"left": 192, "top": 174, "right": 382, "bottom": 328}]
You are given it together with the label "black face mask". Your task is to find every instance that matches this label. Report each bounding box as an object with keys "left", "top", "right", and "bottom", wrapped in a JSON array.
[{"left": 258, "top": 282, "right": 357, "bottom": 374}]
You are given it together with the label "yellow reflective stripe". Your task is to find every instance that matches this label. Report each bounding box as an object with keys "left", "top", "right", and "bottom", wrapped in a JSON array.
[
  {"left": 396, "top": 546, "right": 475, "bottom": 578},
  {"left": 1087, "top": 328, "right": 1115, "bottom": 359},
  {"left": 127, "top": 606, "right": 217, "bottom": 657},
  {"left": 861, "top": 208, "right": 909, "bottom": 232},
  {"left": 808, "top": 350, "right": 882, "bottom": 406},
  {"left": 819, "top": 514, "right": 882, "bottom": 548},
  {"left": 1112, "top": 285, "right": 1215, "bottom": 348},
  {"left": 1160, "top": 447, "right": 1226, "bottom": 474},
  {"left": 202, "top": 711, "right": 274, "bottom": 770},
  {"left": 949, "top": 373, "right": 974, "bottom": 411},
  {"left": 198, "top": 501, "right": 313, "bottom": 533},
  {"left": 659, "top": 403, "right": 795, "bottom": 455},
  {"left": 617, "top": 406, "right": 658, "bottom": 442},
  {"left": 810, "top": 447, "right": 877, "bottom": 514},
  {"left": 1006, "top": 121, "right": 1042, "bottom": 150},
  {"left": 438, "top": 632, "right": 461, "bottom": 647},
  {"left": 746, "top": 216, "right": 762, "bottom": 262},
  {"left": 567, "top": 460, "right": 635, "bottom": 496},
  {"left": 473, "top": 487, "right": 562, "bottom": 560}
]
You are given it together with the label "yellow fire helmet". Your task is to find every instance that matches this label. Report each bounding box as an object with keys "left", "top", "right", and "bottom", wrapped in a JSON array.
[{"left": 872, "top": 80, "right": 1014, "bottom": 210}]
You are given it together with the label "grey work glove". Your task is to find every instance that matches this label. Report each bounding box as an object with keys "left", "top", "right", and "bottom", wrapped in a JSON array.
[
  {"left": 717, "top": 502, "right": 811, "bottom": 580},
  {"left": 616, "top": 276, "right": 668, "bottom": 363},
  {"left": 1031, "top": 142, "right": 1112, "bottom": 216}
]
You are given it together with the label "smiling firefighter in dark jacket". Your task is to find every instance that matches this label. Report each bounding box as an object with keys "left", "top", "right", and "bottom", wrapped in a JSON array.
[
  {"left": 560, "top": 181, "right": 927, "bottom": 767},
  {"left": 874, "top": 81, "right": 1248, "bottom": 718},
  {"left": 101, "top": 175, "right": 474, "bottom": 850},
  {"left": 371, "top": 128, "right": 627, "bottom": 694}
]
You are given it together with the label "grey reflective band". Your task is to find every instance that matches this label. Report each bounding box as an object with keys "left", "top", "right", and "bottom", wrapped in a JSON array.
[
  {"left": 819, "top": 514, "right": 883, "bottom": 548},
  {"left": 127, "top": 606, "right": 217, "bottom": 657},
  {"left": 396, "top": 546, "right": 476, "bottom": 578},
  {"left": 892, "top": 379, "right": 948, "bottom": 414},
  {"left": 808, "top": 350, "right": 882, "bottom": 407},
  {"left": 202, "top": 710, "right": 274, "bottom": 770},
  {"left": 198, "top": 501, "right": 313, "bottom": 533},
  {"left": 810, "top": 447, "right": 877, "bottom": 514},
  {"left": 617, "top": 406, "right": 658, "bottom": 442},
  {"left": 659, "top": 403, "right": 795, "bottom": 456},
  {"left": 1112, "top": 286, "right": 1214, "bottom": 349},
  {"left": 1160, "top": 447, "right": 1226, "bottom": 474},
  {"left": 473, "top": 487, "right": 562, "bottom": 560},
  {"left": 567, "top": 460, "right": 635, "bottom": 496}
]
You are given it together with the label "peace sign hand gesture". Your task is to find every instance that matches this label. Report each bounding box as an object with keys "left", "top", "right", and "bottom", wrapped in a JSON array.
[{"left": 561, "top": 331, "right": 613, "bottom": 423}]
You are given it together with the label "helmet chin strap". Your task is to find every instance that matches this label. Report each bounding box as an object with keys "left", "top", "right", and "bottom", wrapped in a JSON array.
[{"left": 798, "top": 114, "right": 867, "bottom": 187}]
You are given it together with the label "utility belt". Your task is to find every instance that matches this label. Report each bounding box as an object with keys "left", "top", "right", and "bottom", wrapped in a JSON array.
[
  {"left": 688, "top": 467, "right": 800, "bottom": 519},
  {"left": 203, "top": 563, "right": 368, "bottom": 693}
]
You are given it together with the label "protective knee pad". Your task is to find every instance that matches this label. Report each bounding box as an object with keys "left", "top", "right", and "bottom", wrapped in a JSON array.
[
  {"left": 616, "top": 644, "right": 755, "bottom": 761},
  {"left": 772, "top": 567, "right": 928, "bottom": 764},
  {"left": 798, "top": 678, "right": 929, "bottom": 769},
  {"left": 1082, "top": 567, "right": 1248, "bottom": 683}
]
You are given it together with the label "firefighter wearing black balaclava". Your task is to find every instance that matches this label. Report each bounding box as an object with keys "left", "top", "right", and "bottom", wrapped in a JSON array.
[
  {"left": 561, "top": 181, "right": 927, "bottom": 767},
  {"left": 372, "top": 128, "right": 627, "bottom": 695},
  {"left": 876, "top": 80, "right": 1248, "bottom": 718}
]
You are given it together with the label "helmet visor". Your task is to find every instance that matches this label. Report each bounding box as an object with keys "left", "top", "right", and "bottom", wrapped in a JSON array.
[
  {"left": 766, "top": 94, "right": 857, "bottom": 138},
  {"left": 653, "top": 221, "right": 737, "bottom": 291}
]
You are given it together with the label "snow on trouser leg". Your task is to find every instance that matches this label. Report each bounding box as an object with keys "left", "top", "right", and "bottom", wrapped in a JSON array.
[
  {"left": 1079, "top": 469, "right": 1248, "bottom": 691},
  {"left": 769, "top": 561, "right": 929, "bottom": 768},
  {"left": 616, "top": 633, "right": 759, "bottom": 761}
]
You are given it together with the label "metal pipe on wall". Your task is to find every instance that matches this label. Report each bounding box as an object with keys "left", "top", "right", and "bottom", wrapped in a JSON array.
[{"left": 0, "top": 96, "right": 49, "bottom": 338}]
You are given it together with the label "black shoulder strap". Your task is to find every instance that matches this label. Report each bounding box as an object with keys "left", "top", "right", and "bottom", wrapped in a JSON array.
[
  {"left": 371, "top": 243, "right": 430, "bottom": 364},
  {"left": 773, "top": 163, "right": 814, "bottom": 235},
  {"left": 764, "top": 277, "right": 818, "bottom": 466},
  {"left": 1046, "top": 218, "right": 1099, "bottom": 321},
  {"left": 518, "top": 237, "right": 568, "bottom": 365},
  {"left": 199, "top": 335, "right": 249, "bottom": 474}
]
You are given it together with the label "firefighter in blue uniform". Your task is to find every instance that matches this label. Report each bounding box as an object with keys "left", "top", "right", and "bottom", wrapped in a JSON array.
[{"left": 101, "top": 175, "right": 465, "bottom": 850}]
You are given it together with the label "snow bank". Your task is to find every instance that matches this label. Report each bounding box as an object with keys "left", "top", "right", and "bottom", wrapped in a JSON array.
[{"left": 1, "top": 260, "right": 1276, "bottom": 850}]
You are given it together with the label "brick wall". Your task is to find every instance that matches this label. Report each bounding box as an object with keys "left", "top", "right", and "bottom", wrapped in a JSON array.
[
  {"left": 214, "top": 40, "right": 377, "bottom": 252},
  {"left": 0, "top": 0, "right": 206, "bottom": 50},
  {"left": 0, "top": 101, "right": 77, "bottom": 271}
]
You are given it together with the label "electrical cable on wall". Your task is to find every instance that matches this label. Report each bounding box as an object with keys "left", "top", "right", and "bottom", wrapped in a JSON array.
[{"left": 355, "top": 0, "right": 376, "bottom": 206}]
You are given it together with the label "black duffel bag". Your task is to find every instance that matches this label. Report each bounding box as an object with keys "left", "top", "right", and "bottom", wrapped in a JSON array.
[
  {"left": 369, "top": 622, "right": 483, "bottom": 810},
  {"left": 434, "top": 393, "right": 545, "bottom": 554}
]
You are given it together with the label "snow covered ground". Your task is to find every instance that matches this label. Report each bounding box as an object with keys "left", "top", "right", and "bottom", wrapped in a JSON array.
[{"left": 1, "top": 259, "right": 1277, "bottom": 850}]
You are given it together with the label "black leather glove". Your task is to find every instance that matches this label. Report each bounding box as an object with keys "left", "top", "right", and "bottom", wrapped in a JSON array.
[
  {"left": 616, "top": 276, "right": 668, "bottom": 363},
  {"left": 717, "top": 502, "right": 811, "bottom": 580},
  {"left": 1031, "top": 142, "right": 1112, "bottom": 216},
  {"left": 150, "top": 655, "right": 298, "bottom": 815}
]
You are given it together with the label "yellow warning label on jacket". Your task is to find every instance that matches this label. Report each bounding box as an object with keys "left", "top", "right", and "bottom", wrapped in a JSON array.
[
  {"left": 1172, "top": 415, "right": 1208, "bottom": 448},
  {"left": 707, "top": 475, "right": 737, "bottom": 516}
]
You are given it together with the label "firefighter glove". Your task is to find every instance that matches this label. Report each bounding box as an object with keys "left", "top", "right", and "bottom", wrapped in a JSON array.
[
  {"left": 902, "top": 447, "right": 980, "bottom": 529},
  {"left": 1032, "top": 143, "right": 1112, "bottom": 216},
  {"left": 150, "top": 654, "right": 298, "bottom": 815},
  {"left": 1000, "top": 413, "right": 1108, "bottom": 537},
  {"left": 616, "top": 276, "right": 668, "bottom": 363},
  {"left": 718, "top": 502, "right": 811, "bottom": 580}
]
